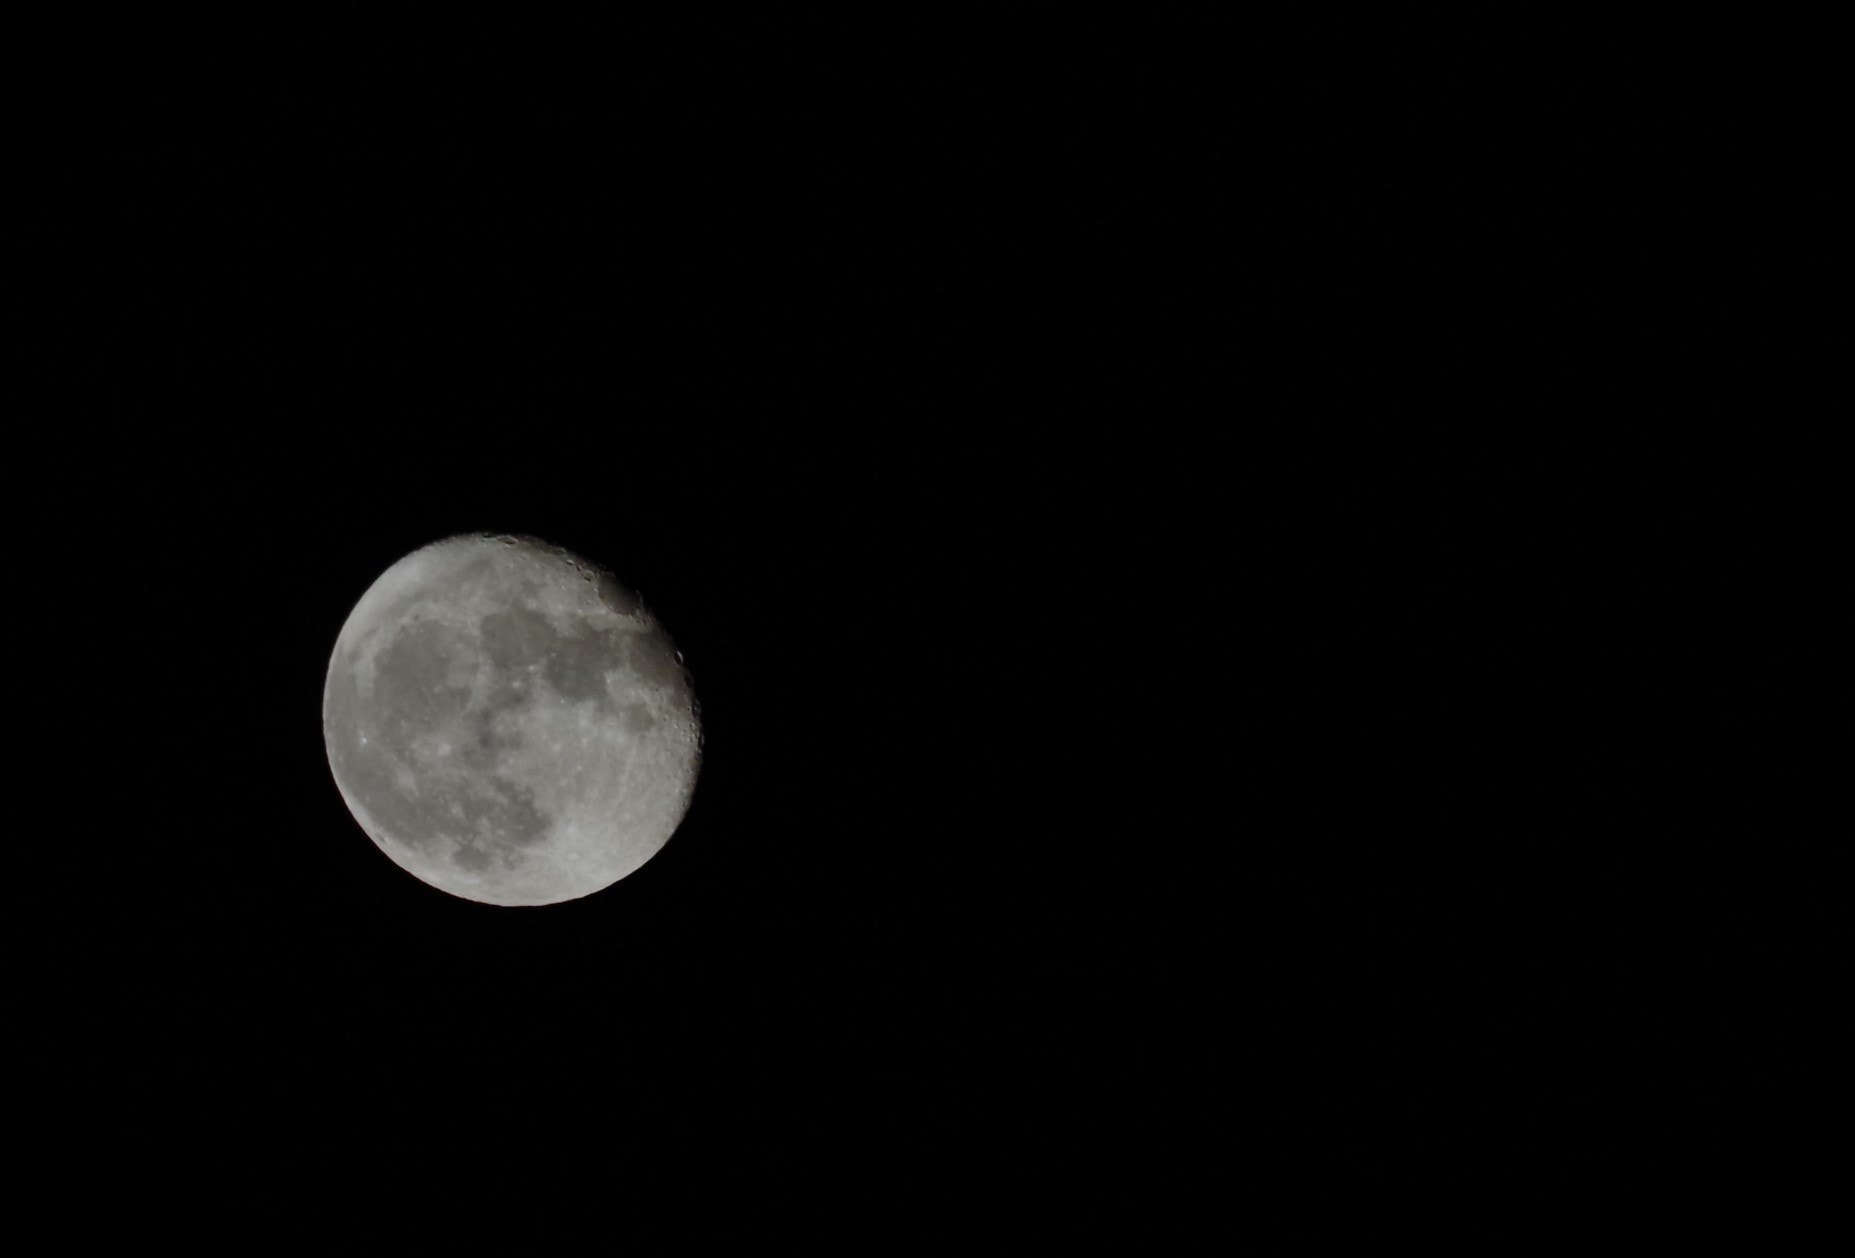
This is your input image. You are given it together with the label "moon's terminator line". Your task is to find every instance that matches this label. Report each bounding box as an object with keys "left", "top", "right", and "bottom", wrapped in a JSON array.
[{"left": 322, "top": 533, "right": 700, "bottom": 906}]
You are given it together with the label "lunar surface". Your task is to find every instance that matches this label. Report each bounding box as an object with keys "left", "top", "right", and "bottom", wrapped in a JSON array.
[{"left": 322, "top": 534, "right": 699, "bottom": 906}]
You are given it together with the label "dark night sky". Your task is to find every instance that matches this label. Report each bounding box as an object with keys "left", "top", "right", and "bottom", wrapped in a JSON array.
[{"left": 43, "top": 30, "right": 1739, "bottom": 1237}]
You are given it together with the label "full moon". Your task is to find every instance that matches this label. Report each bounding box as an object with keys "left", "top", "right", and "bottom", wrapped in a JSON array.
[{"left": 322, "top": 534, "right": 700, "bottom": 906}]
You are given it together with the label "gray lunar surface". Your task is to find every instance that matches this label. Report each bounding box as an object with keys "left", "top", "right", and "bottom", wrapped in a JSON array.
[{"left": 322, "top": 534, "right": 699, "bottom": 906}]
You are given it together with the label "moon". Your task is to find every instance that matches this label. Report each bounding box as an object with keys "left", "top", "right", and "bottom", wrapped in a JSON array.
[{"left": 322, "top": 533, "right": 700, "bottom": 906}]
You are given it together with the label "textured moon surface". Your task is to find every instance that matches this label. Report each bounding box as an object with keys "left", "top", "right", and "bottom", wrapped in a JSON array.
[{"left": 322, "top": 534, "right": 699, "bottom": 906}]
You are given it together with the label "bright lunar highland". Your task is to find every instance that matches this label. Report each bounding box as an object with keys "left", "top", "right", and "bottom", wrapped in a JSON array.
[{"left": 322, "top": 534, "right": 699, "bottom": 906}]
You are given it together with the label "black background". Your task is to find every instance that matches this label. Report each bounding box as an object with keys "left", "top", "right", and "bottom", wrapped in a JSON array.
[{"left": 47, "top": 27, "right": 1739, "bottom": 1238}]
